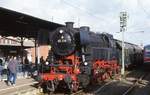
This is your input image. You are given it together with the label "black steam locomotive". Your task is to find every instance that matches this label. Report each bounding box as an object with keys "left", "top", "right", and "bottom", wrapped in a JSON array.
[{"left": 39, "top": 22, "right": 143, "bottom": 92}]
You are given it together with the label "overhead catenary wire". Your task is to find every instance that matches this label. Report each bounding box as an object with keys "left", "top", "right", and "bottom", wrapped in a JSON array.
[
  {"left": 62, "top": 0, "right": 104, "bottom": 20},
  {"left": 137, "top": 0, "right": 150, "bottom": 17},
  {"left": 119, "top": 0, "right": 148, "bottom": 31},
  {"left": 62, "top": 0, "right": 148, "bottom": 32},
  {"left": 61, "top": 0, "right": 118, "bottom": 29},
  {"left": 135, "top": 0, "right": 150, "bottom": 30}
]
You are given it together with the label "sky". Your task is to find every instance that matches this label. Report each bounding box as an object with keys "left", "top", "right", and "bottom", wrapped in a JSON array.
[{"left": 0, "top": 0, "right": 150, "bottom": 46}]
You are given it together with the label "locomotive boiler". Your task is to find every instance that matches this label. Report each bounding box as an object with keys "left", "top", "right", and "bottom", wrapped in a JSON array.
[{"left": 39, "top": 22, "right": 143, "bottom": 93}]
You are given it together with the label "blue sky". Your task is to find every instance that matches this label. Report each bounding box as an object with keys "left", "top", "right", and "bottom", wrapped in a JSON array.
[{"left": 0, "top": 0, "right": 150, "bottom": 46}]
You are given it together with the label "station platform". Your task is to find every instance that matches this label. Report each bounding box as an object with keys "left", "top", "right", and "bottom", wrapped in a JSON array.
[{"left": 0, "top": 78, "right": 40, "bottom": 95}]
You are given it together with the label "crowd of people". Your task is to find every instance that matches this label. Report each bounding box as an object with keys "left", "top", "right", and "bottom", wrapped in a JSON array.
[
  {"left": 0, "top": 56, "right": 36, "bottom": 86},
  {"left": 0, "top": 56, "right": 19, "bottom": 86},
  {"left": 0, "top": 55, "right": 49, "bottom": 86}
]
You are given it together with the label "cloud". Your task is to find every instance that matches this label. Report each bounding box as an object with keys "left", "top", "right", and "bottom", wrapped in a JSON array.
[{"left": 0, "top": 0, "right": 150, "bottom": 45}]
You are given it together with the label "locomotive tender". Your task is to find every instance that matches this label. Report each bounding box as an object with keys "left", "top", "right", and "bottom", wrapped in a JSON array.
[{"left": 40, "top": 22, "right": 143, "bottom": 92}]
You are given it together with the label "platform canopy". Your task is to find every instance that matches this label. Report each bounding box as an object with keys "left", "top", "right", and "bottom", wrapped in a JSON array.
[{"left": 0, "top": 7, "right": 64, "bottom": 38}]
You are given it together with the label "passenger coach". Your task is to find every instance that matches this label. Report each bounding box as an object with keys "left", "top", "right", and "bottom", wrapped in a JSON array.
[{"left": 144, "top": 45, "right": 150, "bottom": 64}]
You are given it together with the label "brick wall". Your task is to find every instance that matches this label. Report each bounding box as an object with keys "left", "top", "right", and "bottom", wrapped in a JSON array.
[{"left": 27, "top": 45, "right": 49, "bottom": 63}]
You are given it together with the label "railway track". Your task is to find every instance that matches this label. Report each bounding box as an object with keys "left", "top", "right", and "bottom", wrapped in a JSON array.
[
  {"left": 122, "top": 72, "right": 148, "bottom": 95},
  {"left": 93, "top": 80, "right": 115, "bottom": 94},
  {"left": 91, "top": 70, "right": 149, "bottom": 95},
  {"left": 71, "top": 80, "right": 116, "bottom": 95},
  {"left": 71, "top": 90, "right": 84, "bottom": 95}
]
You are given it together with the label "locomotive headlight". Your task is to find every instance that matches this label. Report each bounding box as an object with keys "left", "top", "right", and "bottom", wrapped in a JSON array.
[
  {"left": 59, "top": 30, "right": 63, "bottom": 33},
  {"left": 84, "top": 62, "right": 88, "bottom": 66},
  {"left": 45, "top": 61, "right": 49, "bottom": 65}
]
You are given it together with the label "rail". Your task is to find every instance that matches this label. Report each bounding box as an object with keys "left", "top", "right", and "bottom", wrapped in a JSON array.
[
  {"left": 71, "top": 90, "right": 83, "bottom": 95},
  {"left": 93, "top": 80, "right": 115, "bottom": 94},
  {"left": 122, "top": 72, "right": 148, "bottom": 95}
]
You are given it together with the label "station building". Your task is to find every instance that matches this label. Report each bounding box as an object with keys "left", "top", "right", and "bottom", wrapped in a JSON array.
[
  {"left": 26, "top": 45, "right": 50, "bottom": 63},
  {"left": 0, "top": 7, "right": 63, "bottom": 64},
  {"left": 0, "top": 36, "right": 50, "bottom": 64}
]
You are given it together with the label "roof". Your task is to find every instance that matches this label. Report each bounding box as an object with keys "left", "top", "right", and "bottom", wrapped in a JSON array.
[
  {"left": 0, "top": 7, "right": 64, "bottom": 38},
  {"left": 0, "top": 36, "right": 34, "bottom": 47}
]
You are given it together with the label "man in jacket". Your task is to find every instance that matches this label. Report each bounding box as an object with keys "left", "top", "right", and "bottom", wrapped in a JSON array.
[{"left": 7, "top": 56, "right": 18, "bottom": 86}]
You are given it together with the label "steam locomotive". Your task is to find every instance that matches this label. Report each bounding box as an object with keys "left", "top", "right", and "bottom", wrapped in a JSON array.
[{"left": 39, "top": 22, "right": 143, "bottom": 93}]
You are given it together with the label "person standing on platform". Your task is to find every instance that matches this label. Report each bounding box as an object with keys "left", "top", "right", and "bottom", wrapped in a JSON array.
[
  {"left": 28, "top": 54, "right": 32, "bottom": 77},
  {"left": 40, "top": 56, "right": 45, "bottom": 73},
  {"left": 7, "top": 56, "right": 18, "bottom": 86},
  {"left": 24, "top": 56, "right": 29, "bottom": 78},
  {"left": 40, "top": 56, "right": 44, "bottom": 64}
]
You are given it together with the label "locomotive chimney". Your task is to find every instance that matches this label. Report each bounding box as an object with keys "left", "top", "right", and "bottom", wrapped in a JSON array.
[
  {"left": 80, "top": 26, "right": 90, "bottom": 31},
  {"left": 65, "top": 22, "right": 74, "bottom": 29}
]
